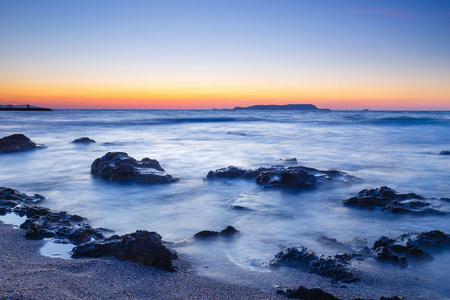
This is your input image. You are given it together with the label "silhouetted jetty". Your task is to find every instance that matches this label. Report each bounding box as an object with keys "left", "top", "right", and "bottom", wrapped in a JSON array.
[{"left": 0, "top": 104, "right": 52, "bottom": 111}]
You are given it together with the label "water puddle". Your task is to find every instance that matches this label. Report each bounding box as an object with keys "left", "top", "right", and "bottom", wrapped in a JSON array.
[
  {"left": 0, "top": 213, "right": 26, "bottom": 228},
  {"left": 40, "top": 238, "right": 75, "bottom": 259}
]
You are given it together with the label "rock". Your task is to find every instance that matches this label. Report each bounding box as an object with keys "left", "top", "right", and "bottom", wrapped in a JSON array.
[
  {"left": 72, "top": 137, "right": 96, "bottom": 144},
  {"left": 343, "top": 186, "right": 446, "bottom": 214},
  {"left": 370, "top": 231, "right": 448, "bottom": 262},
  {"left": 0, "top": 134, "right": 37, "bottom": 153},
  {"left": 270, "top": 246, "right": 358, "bottom": 283},
  {"left": 19, "top": 208, "right": 103, "bottom": 244},
  {"left": 439, "top": 151, "right": 450, "bottom": 155},
  {"left": 226, "top": 131, "right": 247, "bottom": 136},
  {"left": 72, "top": 230, "right": 177, "bottom": 271},
  {"left": 274, "top": 285, "right": 339, "bottom": 299},
  {"left": 0, "top": 187, "right": 45, "bottom": 204},
  {"left": 91, "top": 152, "right": 178, "bottom": 183},
  {"left": 374, "top": 247, "right": 407, "bottom": 267},
  {"left": 206, "top": 165, "right": 360, "bottom": 190},
  {"left": 193, "top": 225, "right": 239, "bottom": 239}
]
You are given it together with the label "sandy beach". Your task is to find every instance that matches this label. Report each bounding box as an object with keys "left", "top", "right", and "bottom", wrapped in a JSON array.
[{"left": 0, "top": 223, "right": 281, "bottom": 300}]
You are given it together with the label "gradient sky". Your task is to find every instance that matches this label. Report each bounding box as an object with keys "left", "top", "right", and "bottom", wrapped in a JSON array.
[{"left": 1, "top": 0, "right": 449, "bottom": 109}]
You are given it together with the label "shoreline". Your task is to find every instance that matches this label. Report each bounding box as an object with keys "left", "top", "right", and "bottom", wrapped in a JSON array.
[{"left": 0, "top": 223, "right": 281, "bottom": 299}]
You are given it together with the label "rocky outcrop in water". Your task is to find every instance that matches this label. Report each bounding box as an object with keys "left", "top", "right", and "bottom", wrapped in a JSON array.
[
  {"left": 193, "top": 225, "right": 239, "bottom": 239},
  {"left": 72, "top": 137, "right": 96, "bottom": 144},
  {"left": 270, "top": 246, "right": 358, "bottom": 283},
  {"left": 275, "top": 285, "right": 339, "bottom": 299},
  {"left": 72, "top": 230, "right": 177, "bottom": 271},
  {"left": 91, "top": 152, "right": 178, "bottom": 183},
  {"left": 0, "top": 187, "right": 178, "bottom": 270},
  {"left": 343, "top": 186, "right": 446, "bottom": 214},
  {"left": 206, "top": 165, "right": 360, "bottom": 190},
  {"left": 439, "top": 151, "right": 450, "bottom": 155},
  {"left": 0, "top": 187, "right": 102, "bottom": 244},
  {"left": 0, "top": 134, "right": 38, "bottom": 153}
]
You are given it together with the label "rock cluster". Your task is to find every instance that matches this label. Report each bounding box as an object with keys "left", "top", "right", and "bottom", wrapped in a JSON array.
[
  {"left": 0, "top": 134, "right": 37, "bottom": 153},
  {"left": 269, "top": 246, "right": 358, "bottom": 283},
  {"left": 343, "top": 186, "right": 446, "bottom": 214},
  {"left": 0, "top": 187, "right": 177, "bottom": 270},
  {"left": 71, "top": 137, "right": 96, "bottom": 144},
  {"left": 91, "top": 152, "right": 178, "bottom": 183},
  {"left": 439, "top": 150, "right": 450, "bottom": 155},
  {"left": 206, "top": 165, "right": 360, "bottom": 190}
]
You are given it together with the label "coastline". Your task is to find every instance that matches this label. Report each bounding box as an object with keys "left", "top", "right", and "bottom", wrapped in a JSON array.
[{"left": 0, "top": 223, "right": 281, "bottom": 299}]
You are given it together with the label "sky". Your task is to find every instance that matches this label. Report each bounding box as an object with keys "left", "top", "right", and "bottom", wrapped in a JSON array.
[{"left": 1, "top": 0, "right": 449, "bottom": 110}]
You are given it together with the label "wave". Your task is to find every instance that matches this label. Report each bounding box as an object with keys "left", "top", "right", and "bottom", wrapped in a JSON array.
[{"left": 365, "top": 116, "right": 450, "bottom": 126}]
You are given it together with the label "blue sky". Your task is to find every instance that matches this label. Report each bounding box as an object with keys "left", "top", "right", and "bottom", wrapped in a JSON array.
[{"left": 1, "top": 0, "right": 449, "bottom": 109}]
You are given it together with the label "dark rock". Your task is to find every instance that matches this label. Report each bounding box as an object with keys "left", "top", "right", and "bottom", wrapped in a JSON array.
[
  {"left": 91, "top": 152, "right": 178, "bottom": 183},
  {"left": 0, "top": 187, "right": 45, "bottom": 204},
  {"left": 206, "top": 165, "right": 360, "bottom": 190},
  {"left": 270, "top": 246, "right": 358, "bottom": 283},
  {"left": 72, "top": 137, "right": 96, "bottom": 144},
  {"left": 379, "top": 297, "right": 405, "bottom": 300},
  {"left": 343, "top": 186, "right": 446, "bottom": 214},
  {"left": 374, "top": 247, "right": 407, "bottom": 267},
  {"left": 19, "top": 209, "right": 103, "bottom": 244},
  {"left": 193, "top": 225, "right": 239, "bottom": 239},
  {"left": 0, "top": 134, "right": 37, "bottom": 153},
  {"left": 371, "top": 231, "right": 450, "bottom": 262},
  {"left": 72, "top": 230, "right": 177, "bottom": 271},
  {"left": 439, "top": 151, "right": 450, "bottom": 155},
  {"left": 275, "top": 285, "right": 339, "bottom": 299}
]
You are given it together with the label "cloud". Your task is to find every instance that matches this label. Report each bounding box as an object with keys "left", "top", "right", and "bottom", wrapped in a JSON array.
[{"left": 345, "top": 9, "right": 417, "bottom": 18}]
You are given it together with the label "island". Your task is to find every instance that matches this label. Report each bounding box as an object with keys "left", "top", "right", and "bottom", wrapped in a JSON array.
[
  {"left": 0, "top": 104, "right": 52, "bottom": 111},
  {"left": 232, "top": 104, "right": 330, "bottom": 111}
]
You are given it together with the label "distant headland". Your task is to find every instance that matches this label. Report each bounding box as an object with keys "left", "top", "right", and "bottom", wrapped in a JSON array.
[
  {"left": 231, "top": 104, "right": 330, "bottom": 111},
  {"left": 0, "top": 104, "right": 52, "bottom": 111}
]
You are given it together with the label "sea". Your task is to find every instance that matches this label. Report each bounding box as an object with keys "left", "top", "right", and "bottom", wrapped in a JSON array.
[{"left": 1, "top": 109, "right": 450, "bottom": 298}]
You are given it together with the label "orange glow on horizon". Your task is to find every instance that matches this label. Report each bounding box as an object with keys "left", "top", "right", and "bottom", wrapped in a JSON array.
[{"left": 1, "top": 83, "right": 449, "bottom": 110}]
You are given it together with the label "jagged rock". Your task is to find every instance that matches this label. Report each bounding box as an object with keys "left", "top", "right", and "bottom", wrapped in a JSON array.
[
  {"left": 371, "top": 231, "right": 447, "bottom": 263},
  {"left": 0, "top": 187, "right": 45, "bottom": 204},
  {"left": 72, "top": 137, "right": 96, "bottom": 144},
  {"left": 19, "top": 208, "right": 103, "bottom": 244},
  {"left": 0, "top": 134, "right": 37, "bottom": 153},
  {"left": 270, "top": 246, "right": 358, "bottom": 283},
  {"left": 193, "top": 225, "right": 239, "bottom": 239},
  {"left": 91, "top": 152, "right": 178, "bottom": 183},
  {"left": 439, "top": 151, "right": 450, "bottom": 155},
  {"left": 72, "top": 230, "right": 177, "bottom": 271},
  {"left": 275, "top": 285, "right": 339, "bottom": 299},
  {"left": 343, "top": 186, "right": 446, "bottom": 214},
  {"left": 206, "top": 165, "right": 359, "bottom": 190},
  {"left": 374, "top": 247, "right": 407, "bottom": 267}
]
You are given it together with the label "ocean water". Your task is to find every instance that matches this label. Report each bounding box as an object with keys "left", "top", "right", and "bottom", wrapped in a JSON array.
[{"left": 1, "top": 109, "right": 450, "bottom": 297}]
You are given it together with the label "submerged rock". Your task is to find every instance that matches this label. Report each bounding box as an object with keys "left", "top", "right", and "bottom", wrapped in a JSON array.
[
  {"left": 193, "top": 225, "right": 239, "bottom": 239},
  {"left": 206, "top": 165, "right": 359, "bottom": 190},
  {"left": 275, "top": 285, "right": 339, "bottom": 300},
  {"left": 91, "top": 152, "right": 178, "bottom": 183},
  {"left": 439, "top": 150, "right": 450, "bottom": 155},
  {"left": 343, "top": 186, "right": 446, "bottom": 214},
  {"left": 270, "top": 246, "right": 358, "bottom": 283},
  {"left": 0, "top": 134, "right": 37, "bottom": 153},
  {"left": 72, "top": 230, "right": 177, "bottom": 271},
  {"left": 72, "top": 137, "right": 96, "bottom": 144}
]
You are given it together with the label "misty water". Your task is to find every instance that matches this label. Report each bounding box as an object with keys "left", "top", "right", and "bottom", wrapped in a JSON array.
[{"left": 1, "top": 109, "right": 450, "bottom": 297}]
